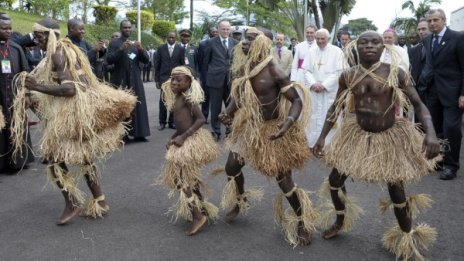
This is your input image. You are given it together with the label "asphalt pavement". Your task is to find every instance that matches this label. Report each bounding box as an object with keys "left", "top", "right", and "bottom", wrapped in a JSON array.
[{"left": 0, "top": 82, "right": 462, "bottom": 261}]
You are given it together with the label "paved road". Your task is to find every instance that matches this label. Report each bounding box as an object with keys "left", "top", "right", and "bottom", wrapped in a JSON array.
[{"left": 0, "top": 82, "right": 462, "bottom": 261}]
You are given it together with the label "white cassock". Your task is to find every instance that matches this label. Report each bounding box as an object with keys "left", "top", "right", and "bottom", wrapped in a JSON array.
[
  {"left": 380, "top": 45, "right": 409, "bottom": 72},
  {"left": 290, "top": 40, "right": 315, "bottom": 83},
  {"left": 302, "top": 44, "right": 346, "bottom": 147}
]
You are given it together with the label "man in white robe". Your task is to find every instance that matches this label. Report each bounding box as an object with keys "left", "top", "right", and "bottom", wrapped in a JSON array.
[
  {"left": 302, "top": 28, "right": 346, "bottom": 147},
  {"left": 381, "top": 29, "right": 410, "bottom": 71},
  {"left": 290, "top": 25, "right": 317, "bottom": 84}
]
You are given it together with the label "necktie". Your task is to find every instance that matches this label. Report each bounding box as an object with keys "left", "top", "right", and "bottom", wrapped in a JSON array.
[
  {"left": 432, "top": 34, "right": 439, "bottom": 55},
  {"left": 222, "top": 39, "right": 227, "bottom": 50},
  {"left": 169, "top": 46, "right": 173, "bottom": 57},
  {"left": 278, "top": 48, "right": 282, "bottom": 59},
  {"left": 421, "top": 44, "right": 426, "bottom": 60}
]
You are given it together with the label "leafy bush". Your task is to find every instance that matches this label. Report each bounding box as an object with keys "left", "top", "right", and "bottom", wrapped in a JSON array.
[
  {"left": 93, "top": 5, "right": 117, "bottom": 26},
  {"left": 125, "top": 10, "right": 154, "bottom": 31},
  {"left": 152, "top": 20, "right": 175, "bottom": 39}
]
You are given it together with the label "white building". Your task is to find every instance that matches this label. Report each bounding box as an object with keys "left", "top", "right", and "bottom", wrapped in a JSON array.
[{"left": 450, "top": 6, "right": 464, "bottom": 31}]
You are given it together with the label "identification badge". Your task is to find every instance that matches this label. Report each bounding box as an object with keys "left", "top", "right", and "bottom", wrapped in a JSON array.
[
  {"left": 185, "top": 57, "right": 189, "bottom": 65},
  {"left": 1, "top": 59, "right": 11, "bottom": 74},
  {"left": 128, "top": 53, "right": 136, "bottom": 60}
]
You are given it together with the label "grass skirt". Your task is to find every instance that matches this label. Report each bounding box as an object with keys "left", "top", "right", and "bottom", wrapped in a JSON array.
[
  {"left": 324, "top": 118, "right": 441, "bottom": 184},
  {"left": 37, "top": 83, "right": 136, "bottom": 164},
  {"left": 159, "top": 128, "right": 220, "bottom": 190},
  {"left": 227, "top": 119, "right": 310, "bottom": 177}
]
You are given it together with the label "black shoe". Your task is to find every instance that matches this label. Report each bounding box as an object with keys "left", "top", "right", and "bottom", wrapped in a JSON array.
[
  {"left": 168, "top": 123, "right": 176, "bottom": 129},
  {"left": 439, "top": 168, "right": 456, "bottom": 180},
  {"left": 134, "top": 137, "right": 149, "bottom": 142},
  {"left": 211, "top": 132, "right": 221, "bottom": 142},
  {"left": 158, "top": 124, "right": 166, "bottom": 131}
]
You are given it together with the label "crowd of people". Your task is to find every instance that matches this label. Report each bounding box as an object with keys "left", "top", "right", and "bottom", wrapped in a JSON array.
[{"left": 0, "top": 7, "right": 463, "bottom": 261}]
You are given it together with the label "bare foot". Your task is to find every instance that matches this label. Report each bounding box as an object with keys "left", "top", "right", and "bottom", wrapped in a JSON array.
[
  {"left": 185, "top": 214, "right": 208, "bottom": 236},
  {"left": 296, "top": 222, "right": 312, "bottom": 246},
  {"left": 56, "top": 206, "right": 82, "bottom": 225},
  {"left": 321, "top": 223, "right": 342, "bottom": 239},
  {"left": 225, "top": 205, "right": 240, "bottom": 221}
]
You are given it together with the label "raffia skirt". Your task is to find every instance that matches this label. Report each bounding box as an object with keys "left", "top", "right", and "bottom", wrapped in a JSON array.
[
  {"left": 39, "top": 83, "right": 136, "bottom": 164},
  {"left": 324, "top": 118, "right": 441, "bottom": 184},
  {"left": 159, "top": 128, "right": 220, "bottom": 190},
  {"left": 228, "top": 119, "right": 311, "bottom": 177}
]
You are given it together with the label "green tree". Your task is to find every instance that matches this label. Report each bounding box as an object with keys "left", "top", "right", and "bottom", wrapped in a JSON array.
[
  {"left": 133, "top": 0, "right": 187, "bottom": 25},
  {"left": 341, "top": 17, "right": 377, "bottom": 38},
  {"left": 152, "top": 20, "right": 175, "bottom": 39},
  {"left": 390, "top": 0, "right": 441, "bottom": 35},
  {"left": 95, "top": 0, "right": 111, "bottom": 4},
  {"left": 193, "top": 10, "right": 242, "bottom": 42},
  {"left": 214, "top": 0, "right": 356, "bottom": 41},
  {"left": 126, "top": 10, "right": 154, "bottom": 31},
  {"left": 29, "top": 0, "right": 70, "bottom": 20},
  {"left": 93, "top": 5, "right": 117, "bottom": 26},
  {"left": 319, "top": 0, "right": 356, "bottom": 35},
  {"left": 71, "top": 0, "right": 94, "bottom": 23}
]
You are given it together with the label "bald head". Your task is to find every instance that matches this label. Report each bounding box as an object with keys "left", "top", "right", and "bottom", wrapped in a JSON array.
[
  {"left": 357, "top": 31, "right": 384, "bottom": 64},
  {"left": 218, "top": 20, "right": 231, "bottom": 38}
]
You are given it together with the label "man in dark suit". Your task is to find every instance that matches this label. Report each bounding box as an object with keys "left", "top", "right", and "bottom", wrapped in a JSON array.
[
  {"left": 106, "top": 20, "right": 151, "bottom": 141},
  {"left": 408, "top": 19, "right": 429, "bottom": 104},
  {"left": 203, "top": 20, "right": 238, "bottom": 140},
  {"left": 154, "top": 31, "right": 185, "bottom": 130},
  {"left": 197, "top": 27, "right": 217, "bottom": 121},
  {"left": 288, "top": 37, "right": 297, "bottom": 57},
  {"left": 0, "top": 16, "right": 34, "bottom": 173},
  {"left": 419, "top": 9, "right": 464, "bottom": 180}
]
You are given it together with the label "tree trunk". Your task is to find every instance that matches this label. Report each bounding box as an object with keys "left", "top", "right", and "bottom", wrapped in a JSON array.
[{"left": 310, "top": 0, "right": 320, "bottom": 28}]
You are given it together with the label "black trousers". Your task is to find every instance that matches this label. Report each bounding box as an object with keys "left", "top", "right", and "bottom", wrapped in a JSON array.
[
  {"left": 201, "top": 80, "right": 210, "bottom": 120},
  {"left": 143, "top": 66, "right": 151, "bottom": 81},
  {"left": 209, "top": 78, "right": 230, "bottom": 135},
  {"left": 426, "top": 85, "right": 463, "bottom": 172},
  {"left": 159, "top": 89, "right": 173, "bottom": 125}
]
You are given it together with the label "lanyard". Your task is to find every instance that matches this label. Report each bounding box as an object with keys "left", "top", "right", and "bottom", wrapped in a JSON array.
[{"left": 0, "top": 41, "right": 9, "bottom": 59}]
